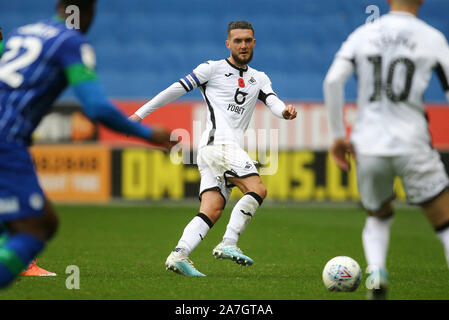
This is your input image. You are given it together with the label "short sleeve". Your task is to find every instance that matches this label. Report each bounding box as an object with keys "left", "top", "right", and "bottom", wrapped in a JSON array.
[
  {"left": 258, "top": 72, "right": 277, "bottom": 104},
  {"left": 178, "top": 61, "right": 213, "bottom": 92},
  {"left": 55, "top": 33, "right": 97, "bottom": 86},
  {"left": 193, "top": 61, "right": 213, "bottom": 84},
  {"left": 335, "top": 29, "right": 361, "bottom": 62},
  {"left": 259, "top": 72, "right": 274, "bottom": 93}
]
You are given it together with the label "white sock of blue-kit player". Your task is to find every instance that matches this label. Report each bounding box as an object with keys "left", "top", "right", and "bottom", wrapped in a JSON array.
[
  {"left": 222, "top": 193, "right": 261, "bottom": 246},
  {"left": 362, "top": 216, "right": 393, "bottom": 271},
  {"left": 437, "top": 226, "right": 449, "bottom": 268},
  {"left": 175, "top": 213, "right": 212, "bottom": 256}
]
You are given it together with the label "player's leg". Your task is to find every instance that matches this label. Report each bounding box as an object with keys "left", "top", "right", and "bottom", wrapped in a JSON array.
[
  {"left": 165, "top": 190, "right": 224, "bottom": 276},
  {"left": 173, "top": 190, "right": 224, "bottom": 256},
  {"left": 356, "top": 155, "right": 395, "bottom": 299},
  {"left": 5, "top": 199, "right": 58, "bottom": 241},
  {"left": 362, "top": 201, "right": 393, "bottom": 300},
  {"left": 363, "top": 202, "right": 394, "bottom": 273},
  {"left": 0, "top": 198, "right": 58, "bottom": 287},
  {"left": 10, "top": 200, "right": 58, "bottom": 277},
  {"left": 165, "top": 158, "right": 228, "bottom": 277},
  {"left": 213, "top": 175, "right": 266, "bottom": 266},
  {"left": 221, "top": 175, "right": 265, "bottom": 247},
  {"left": 397, "top": 150, "right": 449, "bottom": 269},
  {"left": 421, "top": 189, "right": 449, "bottom": 268},
  {"left": 0, "top": 144, "right": 58, "bottom": 287}
]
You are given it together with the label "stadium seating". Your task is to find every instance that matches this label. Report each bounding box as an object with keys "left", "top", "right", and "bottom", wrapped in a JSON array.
[{"left": 1, "top": 0, "right": 448, "bottom": 101}]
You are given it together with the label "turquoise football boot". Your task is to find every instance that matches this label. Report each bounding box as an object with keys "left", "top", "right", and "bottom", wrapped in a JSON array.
[
  {"left": 212, "top": 243, "right": 254, "bottom": 266},
  {"left": 165, "top": 251, "right": 206, "bottom": 277}
]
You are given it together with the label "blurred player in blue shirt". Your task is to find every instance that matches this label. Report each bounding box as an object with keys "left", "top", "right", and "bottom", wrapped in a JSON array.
[{"left": 0, "top": 0, "right": 174, "bottom": 287}]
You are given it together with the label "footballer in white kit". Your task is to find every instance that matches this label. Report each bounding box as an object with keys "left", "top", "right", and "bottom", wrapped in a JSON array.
[
  {"left": 131, "top": 21, "right": 296, "bottom": 276},
  {"left": 324, "top": 0, "right": 449, "bottom": 299}
]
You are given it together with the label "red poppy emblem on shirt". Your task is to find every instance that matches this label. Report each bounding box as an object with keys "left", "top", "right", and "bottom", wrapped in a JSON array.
[{"left": 238, "top": 78, "right": 245, "bottom": 88}]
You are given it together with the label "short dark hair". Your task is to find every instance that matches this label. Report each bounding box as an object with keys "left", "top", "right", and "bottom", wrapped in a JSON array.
[
  {"left": 227, "top": 20, "right": 254, "bottom": 37},
  {"left": 59, "top": 0, "right": 96, "bottom": 10}
]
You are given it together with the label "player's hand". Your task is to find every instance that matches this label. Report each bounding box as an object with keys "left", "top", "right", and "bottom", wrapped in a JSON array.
[
  {"left": 149, "top": 125, "right": 177, "bottom": 150},
  {"left": 282, "top": 104, "right": 297, "bottom": 120},
  {"left": 128, "top": 114, "right": 142, "bottom": 122},
  {"left": 330, "top": 138, "right": 355, "bottom": 172}
]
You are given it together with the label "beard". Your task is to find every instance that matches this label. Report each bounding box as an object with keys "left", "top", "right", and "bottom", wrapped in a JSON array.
[{"left": 231, "top": 49, "right": 254, "bottom": 66}]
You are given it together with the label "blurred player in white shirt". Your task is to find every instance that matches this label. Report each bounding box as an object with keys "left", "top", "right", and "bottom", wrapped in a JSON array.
[
  {"left": 130, "top": 21, "right": 296, "bottom": 276},
  {"left": 324, "top": 0, "right": 449, "bottom": 299}
]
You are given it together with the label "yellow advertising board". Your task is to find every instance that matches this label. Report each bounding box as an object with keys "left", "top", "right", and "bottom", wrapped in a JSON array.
[
  {"left": 118, "top": 149, "right": 408, "bottom": 202},
  {"left": 28, "top": 146, "right": 432, "bottom": 203}
]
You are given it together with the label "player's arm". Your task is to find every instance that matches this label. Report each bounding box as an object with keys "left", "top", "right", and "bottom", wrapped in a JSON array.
[
  {"left": 132, "top": 63, "right": 212, "bottom": 121},
  {"left": 323, "top": 28, "right": 359, "bottom": 172},
  {"left": 131, "top": 82, "right": 188, "bottom": 121},
  {"left": 59, "top": 36, "right": 173, "bottom": 148},
  {"left": 323, "top": 58, "right": 354, "bottom": 140},
  {"left": 70, "top": 80, "right": 172, "bottom": 147},
  {"left": 323, "top": 57, "right": 355, "bottom": 171},
  {"left": 262, "top": 93, "right": 296, "bottom": 120},
  {"left": 258, "top": 74, "right": 297, "bottom": 120}
]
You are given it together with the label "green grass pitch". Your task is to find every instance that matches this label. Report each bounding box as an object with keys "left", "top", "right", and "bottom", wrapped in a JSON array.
[{"left": 0, "top": 203, "right": 448, "bottom": 300}]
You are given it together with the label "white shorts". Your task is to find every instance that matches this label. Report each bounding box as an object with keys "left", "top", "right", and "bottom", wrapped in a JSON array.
[
  {"left": 197, "top": 144, "right": 259, "bottom": 205},
  {"left": 356, "top": 150, "right": 449, "bottom": 212}
]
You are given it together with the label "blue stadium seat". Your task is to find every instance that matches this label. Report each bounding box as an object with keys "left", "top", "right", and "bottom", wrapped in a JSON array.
[{"left": 1, "top": 0, "right": 448, "bottom": 101}]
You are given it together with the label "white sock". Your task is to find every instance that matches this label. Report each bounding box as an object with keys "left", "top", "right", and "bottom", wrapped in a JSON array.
[
  {"left": 174, "top": 213, "right": 213, "bottom": 256},
  {"left": 436, "top": 225, "right": 449, "bottom": 268},
  {"left": 222, "top": 192, "right": 262, "bottom": 246},
  {"left": 362, "top": 216, "right": 393, "bottom": 271}
]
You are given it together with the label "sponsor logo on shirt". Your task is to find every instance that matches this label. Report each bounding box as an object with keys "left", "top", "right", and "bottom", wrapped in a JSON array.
[{"left": 227, "top": 103, "right": 245, "bottom": 115}]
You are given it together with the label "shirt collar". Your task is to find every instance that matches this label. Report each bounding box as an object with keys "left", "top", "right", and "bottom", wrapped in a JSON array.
[
  {"left": 225, "top": 58, "right": 248, "bottom": 77},
  {"left": 389, "top": 11, "right": 417, "bottom": 18}
]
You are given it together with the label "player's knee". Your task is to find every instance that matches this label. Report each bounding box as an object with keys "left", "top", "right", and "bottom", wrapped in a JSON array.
[
  {"left": 258, "top": 186, "right": 267, "bottom": 200},
  {"left": 421, "top": 189, "right": 449, "bottom": 230},
  {"left": 247, "top": 186, "right": 267, "bottom": 202},
  {"left": 253, "top": 182, "right": 267, "bottom": 200},
  {"left": 367, "top": 201, "right": 393, "bottom": 219},
  {"left": 5, "top": 210, "right": 58, "bottom": 242},
  {"left": 368, "top": 211, "right": 393, "bottom": 220},
  {"left": 368, "top": 208, "right": 394, "bottom": 219}
]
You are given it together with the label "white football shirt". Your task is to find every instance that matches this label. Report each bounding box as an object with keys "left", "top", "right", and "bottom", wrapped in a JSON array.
[
  {"left": 135, "top": 58, "right": 286, "bottom": 148},
  {"left": 181, "top": 59, "right": 282, "bottom": 147},
  {"left": 332, "top": 11, "right": 449, "bottom": 155}
]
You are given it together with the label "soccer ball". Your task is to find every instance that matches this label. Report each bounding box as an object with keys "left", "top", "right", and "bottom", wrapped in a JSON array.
[{"left": 322, "top": 256, "right": 362, "bottom": 292}]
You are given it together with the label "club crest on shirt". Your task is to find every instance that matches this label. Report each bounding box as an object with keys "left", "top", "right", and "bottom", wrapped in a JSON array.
[{"left": 248, "top": 77, "right": 257, "bottom": 85}]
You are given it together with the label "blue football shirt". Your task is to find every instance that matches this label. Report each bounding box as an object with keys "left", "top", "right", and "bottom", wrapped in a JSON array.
[{"left": 0, "top": 17, "right": 97, "bottom": 146}]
